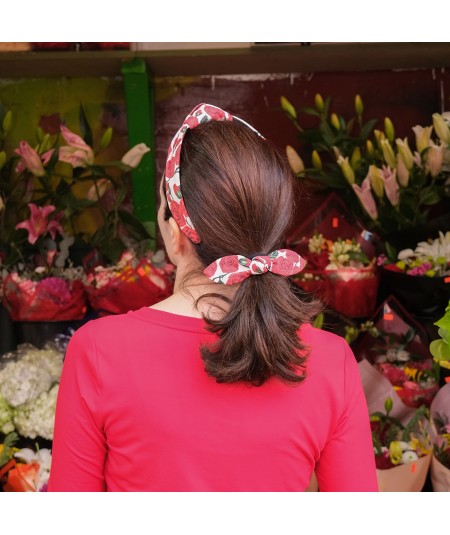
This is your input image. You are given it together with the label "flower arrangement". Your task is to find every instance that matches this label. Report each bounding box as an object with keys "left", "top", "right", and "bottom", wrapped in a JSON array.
[
  {"left": 0, "top": 341, "right": 64, "bottom": 440},
  {"left": 0, "top": 432, "right": 52, "bottom": 492},
  {"left": 0, "top": 105, "right": 152, "bottom": 268},
  {"left": 429, "top": 300, "right": 450, "bottom": 371},
  {"left": 370, "top": 397, "right": 431, "bottom": 471},
  {"left": 378, "top": 232, "right": 450, "bottom": 318},
  {"left": 281, "top": 94, "right": 450, "bottom": 237},
  {"left": 293, "top": 232, "right": 378, "bottom": 318},
  {"left": 429, "top": 384, "right": 450, "bottom": 490},
  {"left": 82, "top": 248, "right": 175, "bottom": 315}
]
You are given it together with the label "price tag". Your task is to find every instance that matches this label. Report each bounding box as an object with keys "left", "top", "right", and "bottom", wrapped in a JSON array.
[{"left": 332, "top": 217, "right": 339, "bottom": 228}]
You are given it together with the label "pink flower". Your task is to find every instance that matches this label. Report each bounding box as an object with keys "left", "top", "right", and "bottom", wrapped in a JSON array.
[
  {"left": 121, "top": 143, "right": 151, "bottom": 169},
  {"left": 58, "top": 125, "right": 94, "bottom": 167},
  {"left": 38, "top": 277, "right": 71, "bottom": 304},
  {"left": 352, "top": 176, "right": 378, "bottom": 220},
  {"left": 86, "top": 178, "right": 112, "bottom": 201},
  {"left": 14, "top": 141, "right": 45, "bottom": 177},
  {"left": 380, "top": 166, "right": 399, "bottom": 207},
  {"left": 425, "top": 141, "right": 446, "bottom": 177},
  {"left": 15, "top": 203, "right": 63, "bottom": 245}
]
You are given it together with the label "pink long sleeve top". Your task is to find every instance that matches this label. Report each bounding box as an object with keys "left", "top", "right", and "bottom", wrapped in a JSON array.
[{"left": 47, "top": 307, "right": 378, "bottom": 492}]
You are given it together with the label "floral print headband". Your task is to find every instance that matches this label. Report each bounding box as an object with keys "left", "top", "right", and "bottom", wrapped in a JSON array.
[{"left": 164, "top": 103, "right": 305, "bottom": 285}]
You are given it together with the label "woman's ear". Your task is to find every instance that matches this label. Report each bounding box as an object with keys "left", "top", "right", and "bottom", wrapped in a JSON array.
[{"left": 168, "top": 216, "right": 192, "bottom": 257}]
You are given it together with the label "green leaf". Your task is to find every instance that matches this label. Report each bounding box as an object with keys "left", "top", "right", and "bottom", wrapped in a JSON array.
[
  {"left": 359, "top": 118, "right": 378, "bottom": 141},
  {"left": 79, "top": 104, "right": 93, "bottom": 147},
  {"left": 313, "top": 312, "right": 324, "bottom": 330},
  {"left": 384, "top": 241, "right": 398, "bottom": 263},
  {"left": 300, "top": 106, "right": 321, "bottom": 117},
  {"left": 419, "top": 186, "right": 443, "bottom": 206},
  {"left": 430, "top": 339, "right": 450, "bottom": 361},
  {"left": 118, "top": 209, "right": 153, "bottom": 241},
  {"left": 438, "top": 327, "right": 450, "bottom": 344}
]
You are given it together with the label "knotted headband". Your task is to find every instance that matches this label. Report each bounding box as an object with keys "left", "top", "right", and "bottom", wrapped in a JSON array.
[
  {"left": 203, "top": 249, "right": 307, "bottom": 285},
  {"left": 164, "top": 102, "right": 263, "bottom": 244}
]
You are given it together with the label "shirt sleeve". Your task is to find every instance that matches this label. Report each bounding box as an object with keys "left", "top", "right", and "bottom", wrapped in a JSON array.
[
  {"left": 315, "top": 341, "right": 378, "bottom": 492},
  {"left": 47, "top": 322, "right": 107, "bottom": 491}
]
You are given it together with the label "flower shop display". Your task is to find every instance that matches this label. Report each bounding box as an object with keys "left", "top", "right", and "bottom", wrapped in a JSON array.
[
  {"left": 287, "top": 193, "right": 378, "bottom": 318},
  {"left": 378, "top": 231, "right": 450, "bottom": 318},
  {"left": 429, "top": 300, "right": 450, "bottom": 373},
  {"left": 0, "top": 340, "right": 65, "bottom": 441},
  {"left": 358, "top": 359, "right": 432, "bottom": 491},
  {"left": 281, "top": 94, "right": 450, "bottom": 239},
  {"left": 354, "top": 296, "right": 439, "bottom": 408},
  {"left": 429, "top": 384, "right": 450, "bottom": 491},
  {"left": 82, "top": 249, "right": 175, "bottom": 316}
]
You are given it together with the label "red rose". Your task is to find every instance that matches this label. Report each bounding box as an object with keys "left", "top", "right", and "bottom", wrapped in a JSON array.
[
  {"left": 165, "top": 144, "right": 182, "bottom": 177},
  {"left": 271, "top": 257, "right": 293, "bottom": 275},
  {"left": 185, "top": 115, "right": 200, "bottom": 129},
  {"left": 203, "top": 261, "right": 218, "bottom": 279},
  {"left": 169, "top": 200, "right": 182, "bottom": 226},
  {"left": 227, "top": 271, "right": 250, "bottom": 285},
  {"left": 204, "top": 105, "right": 227, "bottom": 121},
  {"left": 219, "top": 256, "right": 240, "bottom": 273}
]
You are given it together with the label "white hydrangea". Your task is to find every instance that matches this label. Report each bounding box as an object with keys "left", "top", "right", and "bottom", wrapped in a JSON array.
[
  {"left": 0, "top": 345, "right": 63, "bottom": 407},
  {"left": 13, "top": 384, "right": 59, "bottom": 440},
  {"left": 0, "top": 394, "right": 14, "bottom": 434}
]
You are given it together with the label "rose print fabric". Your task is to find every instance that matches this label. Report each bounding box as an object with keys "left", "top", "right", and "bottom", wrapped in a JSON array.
[
  {"left": 203, "top": 249, "right": 307, "bottom": 285},
  {"left": 164, "top": 102, "right": 264, "bottom": 244}
]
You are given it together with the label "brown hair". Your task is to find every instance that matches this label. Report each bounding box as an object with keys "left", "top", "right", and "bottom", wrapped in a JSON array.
[{"left": 166, "top": 119, "right": 321, "bottom": 386}]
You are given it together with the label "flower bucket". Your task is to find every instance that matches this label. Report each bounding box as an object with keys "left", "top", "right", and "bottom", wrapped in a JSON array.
[{"left": 431, "top": 455, "right": 450, "bottom": 491}]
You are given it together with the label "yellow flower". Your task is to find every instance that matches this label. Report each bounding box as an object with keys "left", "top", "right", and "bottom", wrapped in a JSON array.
[{"left": 389, "top": 441, "right": 403, "bottom": 465}]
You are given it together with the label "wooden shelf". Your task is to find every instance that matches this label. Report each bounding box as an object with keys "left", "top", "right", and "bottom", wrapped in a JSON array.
[{"left": 0, "top": 43, "right": 450, "bottom": 78}]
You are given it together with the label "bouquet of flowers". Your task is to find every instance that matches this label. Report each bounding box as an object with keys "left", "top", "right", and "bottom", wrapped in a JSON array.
[
  {"left": 358, "top": 359, "right": 432, "bottom": 491},
  {"left": 429, "top": 384, "right": 450, "bottom": 491},
  {"left": 354, "top": 297, "right": 439, "bottom": 407},
  {"left": 0, "top": 340, "right": 64, "bottom": 440},
  {"left": 83, "top": 249, "right": 175, "bottom": 316},
  {"left": 378, "top": 231, "right": 450, "bottom": 318},
  {"left": 0, "top": 432, "right": 51, "bottom": 492},
  {"left": 288, "top": 193, "right": 378, "bottom": 317},
  {"left": 429, "top": 300, "right": 450, "bottom": 373},
  {"left": 281, "top": 94, "right": 450, "bottom": 238},
  {"left": 2, "top": 264, "right": 87, "bottom": 321}
]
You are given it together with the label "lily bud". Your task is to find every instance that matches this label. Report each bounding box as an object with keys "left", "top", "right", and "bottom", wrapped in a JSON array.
[
  {"left": 86, "top": 178, "right": 112, "bottom": 201},
  {"left": 314, "top": 93, "right": 324, "bottom": 113},
  {"left": 36, "top": 126, "right": 45, "bottom": 143},
  {"left": 121, "top": 143, "right": 151, "bottom": 169},
  {"left": 432, "top": 113, "right": 450, "bottom": 145},
  {"left": 14, "top": 140, "right": 45, "bottom": 177},
  {"left": 100, "top": 127, "right": 113, "bottom": 150},
  {"left": 374, "top": 129, "right": 386, "bottom": 151},
  {"left": 368, "top": 165, "right": 384, "bottom": 198},
  {"left": 384, "top": 117, "right": 395, "bottom": 142},
  {"left": 280, "top": 96, "right": 297, "bottom": 120},
  {"left": 311, "top": 150, "right": 323, "bottom": 171},
  {"left": 384, "top": 397, "right": 393, "bottom": 415},
  {"left": 381, "top": 139, "right": 397, "bottom": 169},
  {"left": 366, "top": 139, "right": 375, "bottom": 158},
  {"left": 355, "top": 94, "right": 364, "bottom": 116},
  {"left": 40, "top": 133, "right": 52, "bottom": 154},
  {"left": 0, "top": 195, "right": 4, "bottom": 213},
  {"left": 337, "top": 156, "right": 355, "bottom": 185},
  {"left": 397, "top": 155, "right": 410, "bottom": 187},
  {"left": 2, "top": 110, "right": 12, "bottom": 133},
  {"left": 286, "top": 145, "right": 304, "bottom": 174},
  {"left": 350, "top": 147, "right": 361, "bottom": 169},
  {"left": 0, "top": 150, "right": 6, "bottom": 170},
  {"left": 412, "top": 125, "right": 433, "bottom": 154},
  {"left": 426, "top": 141, "right": 446, "bottom": 177},
  {"left": 395, "top": 137, "right": 415, "bottom": 170},
  {"left": 331, "top": 113, "right": 340, "bottom": 130},
  {"left": 352, "top": 177, "right": 378, "bottom": 220},
  {"left": 332, "top": 146, "right": 342, "bottom": 160}
]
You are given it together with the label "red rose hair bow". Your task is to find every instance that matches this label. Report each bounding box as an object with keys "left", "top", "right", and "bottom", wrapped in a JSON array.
[
  {"left": 164, "top": 102, "right": 263, "bottom": 244},
  {"left": 203, "top": 249, "right": 306, "bottom": 285}
]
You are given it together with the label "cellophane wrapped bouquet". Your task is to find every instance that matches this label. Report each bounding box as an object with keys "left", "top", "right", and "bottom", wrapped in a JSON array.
[
  {"left": 2, "top": 264, "right": 87, "bottom": 322},
  {"left": 358, "top": 359, "right": 432, "bottom": 491},
  {"left": 354, "top": 297, "right": 439, "bottom": 408},
  {"left": 82, "top": 248, "right": 175, "bottom": 316},
  {"left": 429, "top": 384, "right": 450, "bottom": 491},
  {"left": 288, "top": 193, "right": 378, "bottom": 318}
]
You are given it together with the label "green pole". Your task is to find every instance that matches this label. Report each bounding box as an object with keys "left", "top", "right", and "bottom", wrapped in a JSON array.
[{"left": 121, "top": 58, "right": 157, "bottom": 250}]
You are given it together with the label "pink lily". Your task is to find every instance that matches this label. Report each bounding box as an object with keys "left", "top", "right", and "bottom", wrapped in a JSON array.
[
  {"left": 58, "top": 125, "right": 94, "bottom": 167},
  {"left": 14, "top": 141, "right": 45, "bottom": 177},
  {"left": 380, "top": 166, "right": 400, "bottom": 207},
  {"left": 86, "top": 178, "right": 112, "bottom": 201},
  {"left": 352, "top": 176, "right": 378, "bottom": 220},
  {"left": 15, "top": 203, "right": 63, "bottom": 245}
]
